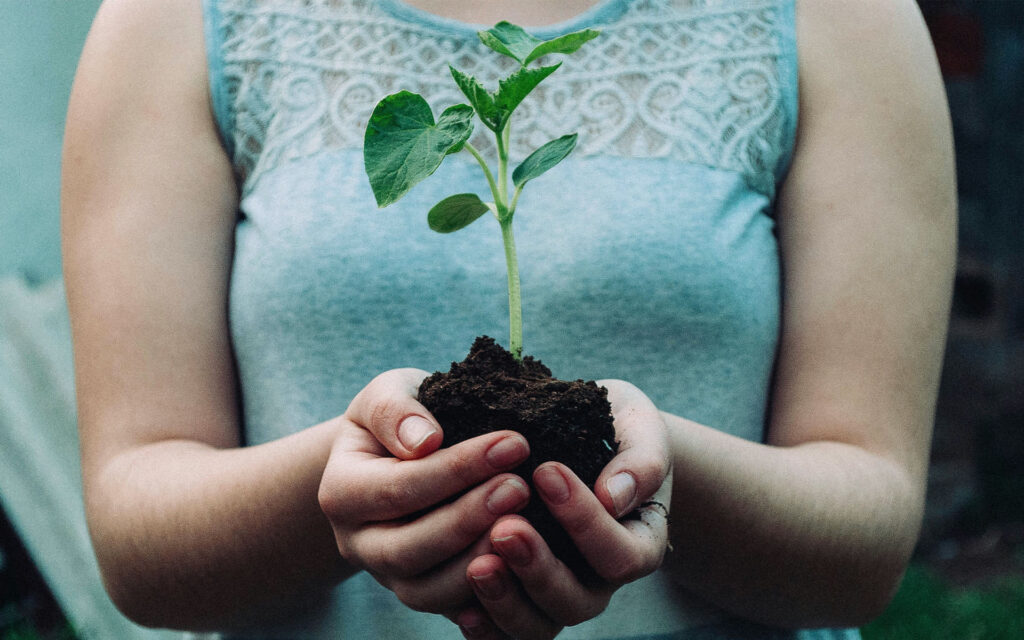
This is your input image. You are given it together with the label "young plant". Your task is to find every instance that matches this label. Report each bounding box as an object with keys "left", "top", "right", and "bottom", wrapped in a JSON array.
[{"left": 363, "top": 22, "right": 599, "bottom": 361}]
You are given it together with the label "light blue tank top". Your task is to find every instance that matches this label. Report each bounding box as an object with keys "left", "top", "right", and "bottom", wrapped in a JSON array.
[{"left": 204, "top": 0, "right": 860, "bottom": 637}]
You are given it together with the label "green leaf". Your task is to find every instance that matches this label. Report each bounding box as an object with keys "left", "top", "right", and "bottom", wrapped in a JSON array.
[
  {"left": 478, "top": 22, "right": 543, "bottom": 65},
  {"left": 512, "top": 133, "right": 578, "bottom": 188},
  {"left": 495, "top": 64, "right": 560, "bottom": 116},
  {"left": 427, "top": 193, "right": 490, "bottom": 233},
  {"left": 364, "top": 92, "right": 475, "bottom": 207},
  {"left": 478, "top": 22, "right": 600, "bottom": 66},
  {"left": 523, "top": 29, "right": 601, "bottom": 66},
  {"left": 449, "top": 66, "right": 501, "bottom": 131}
]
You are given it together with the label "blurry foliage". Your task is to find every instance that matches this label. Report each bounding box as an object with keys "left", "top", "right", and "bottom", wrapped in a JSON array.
[
  {"left": 862, "top": 564, "right": 1024, "bottom": 640},
  {"left": 975, "top": 412, "right": 1024, "bottom": 525}
]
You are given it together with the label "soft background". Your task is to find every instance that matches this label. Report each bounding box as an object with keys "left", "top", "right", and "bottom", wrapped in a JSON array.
[
  {"left": 0, "top": 0, "right": 97, "bottom": 283},
  {"left": 1, "top": 1, "right": 199, "bottom": 638},
  {"left": 1, "top": 1, "right": 1021, "bottom": 639}
]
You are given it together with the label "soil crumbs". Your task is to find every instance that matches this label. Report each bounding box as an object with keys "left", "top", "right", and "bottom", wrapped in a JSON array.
[{"left": 418, "top": 336, "right": 617, "bottom": 577}]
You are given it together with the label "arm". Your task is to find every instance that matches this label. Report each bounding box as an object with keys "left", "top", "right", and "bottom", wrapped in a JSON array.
[
  {"left": 62, "top": 0, "right": 353, "bottom": 629},
  {"left": 661, "top": 0, "right": 956, "bottom": 626}
]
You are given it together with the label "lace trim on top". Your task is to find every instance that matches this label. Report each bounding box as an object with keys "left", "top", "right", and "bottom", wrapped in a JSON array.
[{"left": 208, "top": 0, "right": 797, "bottom": 198}]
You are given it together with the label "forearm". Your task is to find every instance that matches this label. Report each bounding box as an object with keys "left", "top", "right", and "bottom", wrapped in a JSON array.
[
  {"left": 662, "top": 412, "right": 922, "bottom": 628},
  {"left": 84, "top": 418, "right": 353, "bottom": 631}
]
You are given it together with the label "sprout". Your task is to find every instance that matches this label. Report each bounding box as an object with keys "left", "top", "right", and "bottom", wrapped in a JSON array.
[{"left": 363, "top": 22, "right": 599, "bottom": 361}]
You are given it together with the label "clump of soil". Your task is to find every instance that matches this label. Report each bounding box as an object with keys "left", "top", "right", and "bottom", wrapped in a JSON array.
[{"left": 418, "top": 336, "right": 618, "bottom": 577}]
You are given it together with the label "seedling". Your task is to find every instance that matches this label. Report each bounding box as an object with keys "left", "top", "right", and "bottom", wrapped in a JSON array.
[{"left": 363, "top": 22, "right": 599, "bottom": 361}]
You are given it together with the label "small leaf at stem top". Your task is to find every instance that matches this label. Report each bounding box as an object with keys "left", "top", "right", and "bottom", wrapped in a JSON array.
[
  {"left": 522, "top": 29, "right": 601, "bottom": 65},
  {"left": 512, "top": 133, "right": 578, "bottom": 188},
  {"left": 478, "top": 22, "right": 543, "bottom": 65},
  {"left": 364, "top": 92, "right": 474, "bottom": 207},
  {"left": 478, "top": 22, "right": 601, "bottom": 66},
  {"left": 427, "top": 193, "right": 490, "bottom": 233}
]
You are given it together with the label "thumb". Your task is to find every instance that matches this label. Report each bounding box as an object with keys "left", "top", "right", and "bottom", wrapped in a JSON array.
[
  {"left": 345, "top": 368, "right": 443, "bottom": 459},
  {"left": 594, "top": 380, "right": 671, "bottom": 518}
]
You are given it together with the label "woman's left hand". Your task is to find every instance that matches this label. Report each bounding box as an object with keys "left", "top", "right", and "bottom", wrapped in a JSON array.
[{"left": 453, "top": 379, "right": 673, "bottom": 639}]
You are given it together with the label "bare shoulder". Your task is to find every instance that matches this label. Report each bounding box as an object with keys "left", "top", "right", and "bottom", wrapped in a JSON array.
[
  {"left": 795, "top": 0, "right": 948, "bottom": 119},
  {"left": 63, "top": 0, "right": 232, "bottom": 265},
  {"left": 796, "top": 0, "right": 935, "bottom": 59},
  {"left": 85, "top": 0, "right": 207, "bottom": 67},
  {"left": 67, "top": 0, "right": 212, "bottom": 144},
  {"left": 64, "top": 0, "right": 229, "bottom": 227},
  {"left": 786, "top": 0, "right": 955, "bottom": 221}
]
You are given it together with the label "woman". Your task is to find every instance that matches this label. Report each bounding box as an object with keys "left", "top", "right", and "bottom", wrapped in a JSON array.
[{"left": 62, "top": 0, "right": 956, "bottom": 637}]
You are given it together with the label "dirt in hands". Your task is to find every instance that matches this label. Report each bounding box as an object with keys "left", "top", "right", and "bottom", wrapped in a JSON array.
[{"left": 418, "top": 336, "right": 618, "bottom": 578}]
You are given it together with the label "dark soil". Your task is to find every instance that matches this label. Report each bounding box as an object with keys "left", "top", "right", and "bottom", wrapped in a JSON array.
[{"left": 418, "top": 336, "right": 618, "bottom": 578}]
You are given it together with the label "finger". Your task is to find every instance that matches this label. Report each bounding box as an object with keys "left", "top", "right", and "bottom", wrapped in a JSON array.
[
  {"left": 380, "top": 536, "right": 493, "bottom": 615},
  {"left": 534, "top": 462, "right": 670, "bottom": 585},
  {"left": 485, "top": 517, "right": 612, "bottom": 627},
  {"left": 320, "top": 429, "right": 529, "bottom": 522},
  {"left": 348, "top": 473, "right": 530, "bottom": 578},
  {"left": 594, "top": 379, "right": 672, "bottom": 518},
  {"left": 465, "top": 551, "right": 563, "bottom": 639},
  {"left": 346, "top": 368, "right": 441, "bottom": 459},
  {"left": 451, "top": 606, "right": 510, "bottom": 640}
]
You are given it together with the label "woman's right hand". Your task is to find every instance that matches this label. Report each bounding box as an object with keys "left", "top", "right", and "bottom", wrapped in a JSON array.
[{"left": 318, "top": 368, "right": 532, "bottom": 617}]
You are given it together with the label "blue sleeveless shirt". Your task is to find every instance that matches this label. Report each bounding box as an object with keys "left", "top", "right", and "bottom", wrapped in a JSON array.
[{"left": 203, "top": 0, "right": 860, "bottom": 637}]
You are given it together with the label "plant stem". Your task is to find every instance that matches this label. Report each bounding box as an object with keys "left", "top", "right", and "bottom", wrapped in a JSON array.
[
  {"left": 464, "top": 142, "right": 499, "bottom": 202},
  {"left": 500, "top": 216, "right": 523, "bottom": 361},
  {"left": 467, "top": 124, "right": 523, "bottom": 360},
  {"left": 496, "top": 126, "right": 509, "bottom": 206},
  {"left": 495, "top": 121, "right": 523, "bottom": 360}
]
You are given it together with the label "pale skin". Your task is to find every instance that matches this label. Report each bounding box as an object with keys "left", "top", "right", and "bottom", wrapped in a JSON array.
[{"left": 62, "top": 0, "right": 955, "bottom": 638}]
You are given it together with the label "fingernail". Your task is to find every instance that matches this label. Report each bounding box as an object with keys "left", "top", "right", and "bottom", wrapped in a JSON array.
[
  {"left": 486, "top": 478, "right": 528, "bottom": 515},
  {"left": 485, "top": 434, "right": 529, "bottom": 469},
  {"left": 398, "top": 415, "right": 436, "bottom": 452},
  {"left": 534, "top": 465, "right": 570, "bottom": 505},
  {"left": 460, "top": 621, "right": 487, "bottom": 639},
  {"left": 493, "top": 534, "right": 532, "bottom": 567},
  {"left": 457, "top": 610, "right": 488, "bottom": 638},
  {"left": 470, "top": 571, "right": 506, "bottom": 600},
  {"left": 607, "top": 472, "right": 637, "bottom": 517}
]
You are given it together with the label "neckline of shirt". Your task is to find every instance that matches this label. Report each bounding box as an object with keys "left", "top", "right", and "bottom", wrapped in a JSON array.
[{"left": 375, "top": 0, "right": 629, "bottom": 38}]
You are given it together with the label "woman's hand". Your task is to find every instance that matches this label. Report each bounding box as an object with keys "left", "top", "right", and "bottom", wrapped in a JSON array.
[
  {"left": 455, "top": 380, "right": 673, "bottom": 639},
  {"left": 317, "top": 368, "right": 534, "bottom": 616}
]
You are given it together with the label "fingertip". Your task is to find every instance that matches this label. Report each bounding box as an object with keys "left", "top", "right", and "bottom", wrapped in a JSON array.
[
  {"left": 484, "top": 432, "right": 530, "bottom": 470},
  {"left": 603, "top": 471, "right": 638, "bottom": 518},
  {"left": 466, "top": 553, "right": 504, "bottom": 578},
  {"left": 455, "top": 607, "right": 492, "bottom": 639},
  {"left": 491, "top": 530, "right": 534, "bottom": 568},
  {"left": 489, "top": 515, "right": 535, "bottom": 550},
  {"left": 468, "top": 566, "right": 510, "bottom": 602},
  {"left": 397, "top": 414, "right": 442, "bottom": 458},
  {"left": 595, "top": 464, "right": 661, "bottom": 519},
  {"left": 533, "top": 463, "right": 571, "bottom": 506},
  {"left": 348, "top": 369, "right": 440, "bottom": 459}
]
